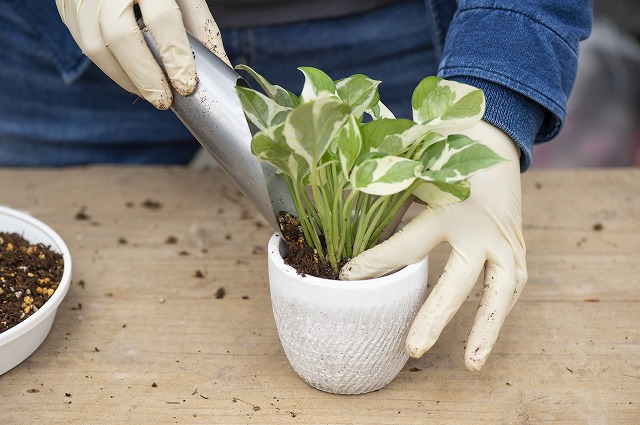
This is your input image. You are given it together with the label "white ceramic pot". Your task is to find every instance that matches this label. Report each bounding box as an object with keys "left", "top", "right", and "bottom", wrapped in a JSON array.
[
  {"left": 267, "top": 232, "right": 428, "bottom": 394},
  {"left": 0, "top": 206, "right": 72, "bottom": 375}
]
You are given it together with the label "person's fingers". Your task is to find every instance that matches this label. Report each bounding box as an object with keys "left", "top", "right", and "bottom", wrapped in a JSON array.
[
  {"left": 176, "top": 0, "right": 231, "bottom": 66},
  {"left": 508, "top": 231, "right": 528, "bottom": 312},
  {"left": 405, "top": 248, "right": 484, "bottom": 358},
  {"left": 99, "top": 0, "right": 174, "bottom": 109},
  {"left": 339, "top": 208, "right": 445, "bottom": 280},
  {"left": 509, "top": 261, "right": 528, "bottom": 313},
  {"left": 75, "top": 0, "right": 141, "bottom": 96},
  {"left": 139, "top": 0, "right": 198, "bottom": 96},
  {"left": 464, "top": 258, "right": 515, "bottom": 371}
]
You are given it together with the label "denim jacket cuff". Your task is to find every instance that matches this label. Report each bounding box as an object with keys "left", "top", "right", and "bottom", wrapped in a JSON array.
[{"left": 446, "top": 76, "right": 545, "bottom": 172}]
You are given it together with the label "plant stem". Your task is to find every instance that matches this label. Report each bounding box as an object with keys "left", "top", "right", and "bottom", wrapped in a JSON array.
[
  {"left": 301, "top": 185, "right": 322, "bottom": 228},
  {"left": 310, "top": 168, "right": 338, "bottom": 273},
  {"left": 330, "top": 185, "right": 341, "bottom": 263},
  {"left": 367, "top": 180, "right": 421, "bottom": 247},
  {"left": 288, "top": 177, "right": 325, "bottom": 261},
  {"left": 352, "top": 194, "right": 387, "bottom": 256},
  {"left": 336, "top": 189, "right": 359, "bottom": 259},
  {"left": 350, "top": 192, "right": 369, "bottom": 256},
  {"left": 357, "top": 195, "right": 391, "bottom": 256},
  {"left": 329, "top": 162, "right": 343, "bottom": 263}
]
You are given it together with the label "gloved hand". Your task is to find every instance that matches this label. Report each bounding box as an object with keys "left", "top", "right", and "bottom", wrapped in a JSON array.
[
  {"left": 340, "top": 120, "right": 528, "bottom": 371},
  {"left": 56, "top": 0, "right": 230, "bottom": 110}
]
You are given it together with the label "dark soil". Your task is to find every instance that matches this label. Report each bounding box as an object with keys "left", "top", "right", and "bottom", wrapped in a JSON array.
[
  {"left": 277, "top": 211, "right": 346, "bottom": 280},
  {"left": 0, "top": 232, "right": 64, "bottom": 334}
]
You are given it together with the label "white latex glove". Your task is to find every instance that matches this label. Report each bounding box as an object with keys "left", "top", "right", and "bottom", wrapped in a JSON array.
[
  {"left": 340, "top": 121, "right": 528, "bottom": 371},
  {"left": 56, "top": 0, "right": 230, "bottom": 110}
]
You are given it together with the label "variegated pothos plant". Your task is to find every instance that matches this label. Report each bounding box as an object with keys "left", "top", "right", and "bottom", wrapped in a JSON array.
[{"left": 235, "top": 65, "right": 504, "bottom": 275}]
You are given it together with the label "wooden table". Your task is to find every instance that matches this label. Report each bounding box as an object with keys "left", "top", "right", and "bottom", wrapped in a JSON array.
[{"left": 0, "top": 166, "right": 638, "bottom": 424}]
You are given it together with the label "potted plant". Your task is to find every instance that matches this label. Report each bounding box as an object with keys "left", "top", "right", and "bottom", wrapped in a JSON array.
[
  {"left": 235, "top": 66, "right": 502, "bottom": 394},
  {"left": 0, "top": 206, "right": 72, "bottom": 375}
]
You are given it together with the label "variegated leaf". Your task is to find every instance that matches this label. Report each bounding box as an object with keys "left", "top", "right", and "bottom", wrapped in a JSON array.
[
  {"left": 419, "top": 134, "right": 504, "bottom": 183},
  {"left": 412, "top": 180, "right": 470, "bottom": 205},
  {"left": 379, "top": 123, "right": 433, "bottom": 156},
  {"left": 351, "top": 152, "right": 422, "bottom": 195},
  {"left": 282, "top": 97, "right": 350, "bottom": 168},
  {"left": 335, "top": 74, "right": 381, "bottom": 118},
  {"left": 411, "top": 131, "right": 446, "bottom": 160},
  {"left": 235, "top": 64, "right": 298, "bottom": 107},
  {"left": 251, "top": 124, "right": 308, "bottom": 180},
  {"left": 298, "top": 67, "right": 337, "bottom": 102},
  {"left": 366, "top": 100, "right": 396, "bottom": 120},
  {"left": 336, "top": 114, "right": 362, "bottom": 179},
  {"left": 360, "top": 119, "right": 432, "bottom": 157},
  {"left": 236, "top": 86, "right": 291, "bottom": 132},
  {"left": 412, "top": 77, "right": 485, "bottom": 132},
  {"left": 361, "top": 119, "right": 414, "bottom": 154}
]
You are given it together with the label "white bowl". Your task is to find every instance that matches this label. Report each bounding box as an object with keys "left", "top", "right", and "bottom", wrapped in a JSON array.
[{"left": 0, "top": 206, "right": 72, "bottom": 375}]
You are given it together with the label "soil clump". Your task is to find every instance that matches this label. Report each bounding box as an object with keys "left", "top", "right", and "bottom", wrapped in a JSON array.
[{"left": 277, "top": 212, "right": 347, "bottom": 280}]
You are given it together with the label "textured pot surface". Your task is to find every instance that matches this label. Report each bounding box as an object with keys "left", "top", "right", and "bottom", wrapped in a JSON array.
[
  {"left": 267, "top": 233, "right": 429, "bottom": 395},
  {"left": 0, "top": 206, "right": 72, "bottom": 375}
]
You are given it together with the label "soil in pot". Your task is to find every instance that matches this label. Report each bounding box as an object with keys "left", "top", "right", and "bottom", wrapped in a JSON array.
[
  {"left": 277, "top": 211, "right": 347, "bottom": 280},
  {"left": 0, "top": 232, "right": 64, "bottom": 334}
]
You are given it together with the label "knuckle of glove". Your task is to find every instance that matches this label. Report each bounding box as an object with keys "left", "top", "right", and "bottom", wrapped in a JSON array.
[
  {"left": 101, "top": 22, "right": 136, "bottom": 52},
  {"left": 80, "top": 35, "right": 108, "bottom": 63},
  {"left": 145, "top": 1, "right": 183, "bottom": 27}
]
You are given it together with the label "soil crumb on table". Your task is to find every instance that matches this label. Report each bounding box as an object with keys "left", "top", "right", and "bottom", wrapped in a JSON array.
[
  {"left": 75, "top": 206, "right": 90, "bottom": 220},
  {"left": 215, "top": 287, "right": 226, "bottom": 299},
  {"left": 0, "top": 233, "right": 64, "bottom": 333},
  {"left": 141, "top": 199, "right": 163, "bottom": 210}
]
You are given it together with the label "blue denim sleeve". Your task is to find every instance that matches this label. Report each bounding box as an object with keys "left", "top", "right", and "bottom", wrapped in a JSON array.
[{"left": 437, "top": 1, "right": 593, "bottom": 171}]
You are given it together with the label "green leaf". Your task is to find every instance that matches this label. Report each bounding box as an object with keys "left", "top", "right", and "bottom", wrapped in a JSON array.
[
  {"left": 412, "top": 180, "right": 470, "bottom": 205},
  {"left": 366, "top": 101, "right": 396, "bottom": 120},
  {"left": 419, "top": 134, "right": 505, "bottom": 183},
  {"left": 360, "top": 119, "right": 432, "bottom": 157},
  {"left": 298, "top": 67, "right": 337, "bottom": 102},
  {"left": 442, "top": 90, "right": 484, "bottom": 121},
  {"left": 351, "top": 152, "right": 422, "bottom": 195},
  {"left": 411, "top": 131, "right": 446, "bottom": 160},
  {"left": 319, "top": 146, "right": 340, "bottom": 171},
  {"left": 251, "top": 124, "right": 308, "bottom": 180},
  {"left": 235, "top": 64, "right": 299, "bottom": 107},
  {"left": 361, "top": 119, "right": 414, "bottom": 153},
  {"left": 380, "top": 123, "right": 433, "bottom": 156},
  {"left": 412, "top": 77, "right": 454, "bottom": 123},
  {"left": 335, "top": 74, "right": 381, "bottom": 119},
  {"left": 282, "top": 97, "right": 351, "bottom": 168},
  {"left": 419, "top": 136, "right": 447, "bottom": 170},
  {"left": 235, "top": 86, "right": 291, "bottom": 132},
  {"left": 412, "top": 77, "right": 485, "bottom": 131},
  {"left": 336, "top": 114, "right": 362, "bottom": 179}
]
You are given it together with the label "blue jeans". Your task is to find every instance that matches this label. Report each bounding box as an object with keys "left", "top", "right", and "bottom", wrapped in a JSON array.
[
  {"left": 223, "top": 1, "right": 436, "bottom": 121},
  {"left": 0, "top": 0, "right": 434, "bottom": 166}
]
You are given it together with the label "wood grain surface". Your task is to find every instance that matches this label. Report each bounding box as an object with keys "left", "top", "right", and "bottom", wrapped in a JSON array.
[{"left": 0, "top": 166, "right": 638, "bottom": 424}]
